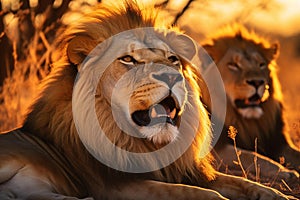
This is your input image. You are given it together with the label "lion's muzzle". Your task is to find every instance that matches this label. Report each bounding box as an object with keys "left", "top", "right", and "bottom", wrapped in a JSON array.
[
  {"left": 130, "top": 71, "right": 184, "bottom": 128},
  {"left": 131, "top": 95, "right": 180, "bottom": 127},
  {"left": 152, "top": 72, "right": 183, "bottom": 89}
]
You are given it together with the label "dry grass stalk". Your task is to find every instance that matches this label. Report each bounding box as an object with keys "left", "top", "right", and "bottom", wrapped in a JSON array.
[
  {"left": 281, "top": 179, "right": 293, "bottom": 193},
  {"left": 254, "top": 137, "right": 260, "bottom": 182},
  {"left": 228, "top": 125, "right": 248, "bottom": 179}
]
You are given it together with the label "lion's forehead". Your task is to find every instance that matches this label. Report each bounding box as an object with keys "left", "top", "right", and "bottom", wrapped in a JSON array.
[
  {"left": 230, "top": 48, "right": 265, "bottom": 63},
  {"left": 220, "top": 48, "right": 270, "bottom": 82},
  {"left": 112, "top": 32, "right": 172, "bottom": 56}
]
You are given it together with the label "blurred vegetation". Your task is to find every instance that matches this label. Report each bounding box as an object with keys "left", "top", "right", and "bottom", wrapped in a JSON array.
[{"left": 0, "top": 0, "right": 100, "bottom": 130}]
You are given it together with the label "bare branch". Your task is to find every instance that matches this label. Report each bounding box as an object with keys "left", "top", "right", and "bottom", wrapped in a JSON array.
[
  {"left": 172, "top": 0, "right": 194, "bottom": 26},
  {"left": 20, "top": 0, "right": 30, "bottom": 10},
  {"left": 154, "top": 0, "right": 169, "bottom": 8},
  {"left": 41, "top": 0, "right": 72, "bottom": 31},
  {"left": 35, "top": 0, "right": 55, "bottom": 15},
  {"left": 0, "top": 1, "right": 14, "bottom": 87},
  {"left": 18, "top": 0, "right": 35, "bottom": 59}
]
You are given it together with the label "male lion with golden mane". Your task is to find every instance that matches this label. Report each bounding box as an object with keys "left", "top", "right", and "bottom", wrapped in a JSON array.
[
  {"left": 202, "top": 24, "right": 300, "bottom": 183},
  {"left": 0, "top": 3, "right": 289, "bottom": 200}
]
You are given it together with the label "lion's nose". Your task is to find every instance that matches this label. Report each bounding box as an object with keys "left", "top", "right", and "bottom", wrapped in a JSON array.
[
  {"left": 152, "top": 73, "right": 183, "bottom": 88},
  {"left": 246, "top": 79, "right": 265, "bottom": 88}
]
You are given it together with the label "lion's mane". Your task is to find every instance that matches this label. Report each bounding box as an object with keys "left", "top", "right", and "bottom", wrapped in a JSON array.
[{"left": 22, "top": 2, "right": 216, "bottom": 192}]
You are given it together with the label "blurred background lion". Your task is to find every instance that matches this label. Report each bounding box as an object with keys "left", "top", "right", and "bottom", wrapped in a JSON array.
[{"left": 201, "top": 23, "right": 300, "bottom": 189}]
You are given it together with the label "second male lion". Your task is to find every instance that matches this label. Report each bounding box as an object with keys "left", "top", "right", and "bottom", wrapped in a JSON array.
[{"left": 201, "top": 24, "right": 300, "bottom": 184}]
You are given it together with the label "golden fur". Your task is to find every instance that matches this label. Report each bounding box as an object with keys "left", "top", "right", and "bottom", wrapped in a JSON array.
[
  {"left": 202, "top": 24, "right": 300, "bottom": 181},
  {"left": 23, "top": 2, "right": 215, "bottom": 184},
  {"left": 0, "top": 4, "right": 288, "bottom": 200}
]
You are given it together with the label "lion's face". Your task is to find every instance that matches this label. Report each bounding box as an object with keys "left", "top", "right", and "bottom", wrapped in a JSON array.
[
  {"left": 68, "top": 29, "right": 197, "bottom": 146},
  {"left": 100, "top": 47, "right": 187, "bottom": 144},
  {"left": 218, "top": 47, "right": 272, "bottom": 119},
  {"left": 202, "top": 25, "right": 279, "bottom": 120}
]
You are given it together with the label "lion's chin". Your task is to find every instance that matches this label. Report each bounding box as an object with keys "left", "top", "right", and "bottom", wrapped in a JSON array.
[
  {"left": 237, "top": 107, "right": 263, "bottom": 119},
  {"left": 233, "top": 93, "right": 265, "bottom": 119},
  {"left": 140, "top": 123, "right": 179, "bottom": 144}
]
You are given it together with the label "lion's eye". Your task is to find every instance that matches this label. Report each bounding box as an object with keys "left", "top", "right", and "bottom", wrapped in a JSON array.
[
  {"left": 119, "top": 55, "right": 137, "bottom": 65},
  {"left": 168, "top": 55, "right": 180, "bottom": 65},
  {"left": 228, "top": 62, "right": 240, "bottom": 71},
  {"left": 259, "top": 62, "right": 267, "bottom": 69}
]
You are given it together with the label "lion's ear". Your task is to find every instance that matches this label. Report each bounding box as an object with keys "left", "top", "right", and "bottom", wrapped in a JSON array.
[
  {"left": 202, "top": 44, "right": 217, "bottom": 62},
  {"left": 265, "top": 42, "right": 279, "bottom": 61},
  {"left": 165, "top": 32, "right": 197, "bottom": 61},
  {"left": 67, "top": 35, "right": 98, "bottom": 65}
]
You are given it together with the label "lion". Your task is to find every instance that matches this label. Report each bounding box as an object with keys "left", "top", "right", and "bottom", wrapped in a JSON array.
[
  {"left": 0, "top": 3, "right": 288, "bottom": 200},
  {"left": 201, "top": 24, "right": 300, "bottom": 184}
]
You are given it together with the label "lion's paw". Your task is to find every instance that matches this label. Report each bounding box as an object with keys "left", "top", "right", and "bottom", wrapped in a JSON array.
[
  {"left": 247, "top": 185, "right": 289, "bottom": 200},
  {"left": 277, "top": 169, "right": 299, "bottom": 182}
]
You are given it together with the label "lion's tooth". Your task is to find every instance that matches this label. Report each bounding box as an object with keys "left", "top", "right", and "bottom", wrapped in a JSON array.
[
  {"left": 169, "top": 108, "right": 176, "bottom": 119},
  {"left": 151, "top": 107, "right": 158, "bottom": 118},
  {"left": 157, "top": 114, "right": 168, "bottom": 117}
]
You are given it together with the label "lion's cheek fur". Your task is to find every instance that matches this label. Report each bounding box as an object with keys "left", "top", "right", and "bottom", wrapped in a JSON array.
[{"left": 64, "top": 55, "right": 215, "bottom": 183}]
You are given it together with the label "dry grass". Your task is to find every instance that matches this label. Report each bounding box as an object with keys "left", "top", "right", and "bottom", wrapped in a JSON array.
[
  {"left": 225, "top": 125, "right": 300, "bottom": 198},
  {"left": 228, "top": 126, "right": 248, "bottom": 179},
  {"left": 0, "top": 30, "right": 51, "bottom": 132}
]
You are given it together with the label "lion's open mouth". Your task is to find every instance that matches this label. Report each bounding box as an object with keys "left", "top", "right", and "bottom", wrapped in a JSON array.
[
  {"left": 131, "top": 96, "right": 180, "bottom": 127},
  {"left": 234, "top": 93, "right": 262, "bottom": 109}
]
